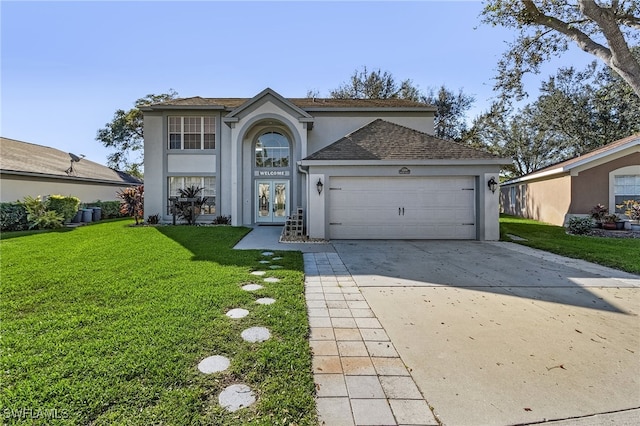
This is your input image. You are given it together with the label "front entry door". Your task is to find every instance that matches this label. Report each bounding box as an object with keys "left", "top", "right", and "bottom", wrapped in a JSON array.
[{"left": 256, "top": 180, "right": 289, "bottom": 223}]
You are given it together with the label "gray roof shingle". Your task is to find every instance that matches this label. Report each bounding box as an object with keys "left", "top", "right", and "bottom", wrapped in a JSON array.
[
  {"left": 0, "top": 137, "right": 142, "bottom": 184},
  {"left": 304, "top": 119, "right": 500, "bottom": 161}
]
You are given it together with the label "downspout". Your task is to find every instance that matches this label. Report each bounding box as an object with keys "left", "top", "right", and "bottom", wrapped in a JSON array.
[{"left": 297, "top": 163, "right": 310, "bottom": 237}]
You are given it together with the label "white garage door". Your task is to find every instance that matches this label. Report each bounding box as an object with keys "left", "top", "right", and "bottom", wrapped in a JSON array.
[{"left": 329, "top": 177, "right": 476, "bottom": 239}]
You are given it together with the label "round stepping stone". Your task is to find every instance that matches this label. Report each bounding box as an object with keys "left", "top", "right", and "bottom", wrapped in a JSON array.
[
  {"left": 263, "top": 277, "right": 280, "bottom": 283},
  {"left": 258, "top": 260, "right": 270, "bottom": 264},
  {"left": 226, "top": 308, "right": 249, "bottom": 319},
  {"left": 256, "top": 297, "right": 276, "bottom": 305},
  {"left": 219, "top": 384, "right": 256, "bottom": 412},
  {"left": 198, "top": 355, "right": 230, "bottom": 374},
  {"left": 241, "top": 327, "right": 271, "bottom": 343},
  {"left": 242, "top": 284, "right": 263, "bottom": 291},
  {"left": 269, "top": 265, "right": 283, "bottom": 269},
  {"left": 251, "top": 271, "right": 266, "bottom": 276},
  {"left": 272, "top": 256, "right": 283, "bottom": 261},
  {"left": 261, "top": 251, "right": 274, "bottom": 256}
]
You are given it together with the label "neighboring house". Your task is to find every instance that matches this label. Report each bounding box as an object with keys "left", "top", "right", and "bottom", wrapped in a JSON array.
[
  {"left": 500, "top": 133, "right": 640, "bottom": 226},
  {"left": 142, "top": 88, "right": 507, "bottom": 240},
  {"left": 0, "top": 137, "right": 142, "bottom": 203}
]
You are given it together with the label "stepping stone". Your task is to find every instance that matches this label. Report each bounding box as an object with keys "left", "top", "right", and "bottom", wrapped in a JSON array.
[
  {"left": 261, "top": 251, "right": 274, "bottom": 256},
  {"left": 251, "top": 271, "right": 266, "bottom": 276},
  {"left": 264, "top": 277, "right": 280, "bottom": 283},
  {"left": 258, "top": 260, "right": 270, "bottom": 264},
  {"left": 269, "top": 265, "right": 283, "bottom": 269},
  {"left": 242, "top": 284, "right": 263, "bottom": 291},
  {"left": 272, "top": 256, "right": 283, "bottom": 260},
  {"left": 256, "top": 297, "right": 276, "bottom": 305},
  {"left": 241, "top": 327, "right": 271, "bottom": 343},
  {"left": 198, "top": 355, "right": 230, "bottom": 374},
  {"left": 219, "top": 384, "right": 256, "bottom": 412},
  {"left": 226, "top": 308, "right": 249, "bottom": 319}
]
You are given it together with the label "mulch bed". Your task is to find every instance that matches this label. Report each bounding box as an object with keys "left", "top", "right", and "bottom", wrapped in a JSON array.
[{"left": 586, "top": 228, "right": 640, "bottom": 239}]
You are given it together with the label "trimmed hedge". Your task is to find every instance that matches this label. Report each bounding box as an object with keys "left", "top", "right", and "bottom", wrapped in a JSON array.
[
  {"left": 85, "top": 201, "right": 123, "bottom": 219},
  {"left": 48, "top": 195, "right": 81, "bottom": 223},
  {"left": 0, "top": 203, "right": 29, "bottom": 232}
]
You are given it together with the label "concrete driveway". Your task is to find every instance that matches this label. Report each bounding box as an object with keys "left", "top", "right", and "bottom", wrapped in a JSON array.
[{"left": 331, "top": 240, "right": 640, "bottom": 426}]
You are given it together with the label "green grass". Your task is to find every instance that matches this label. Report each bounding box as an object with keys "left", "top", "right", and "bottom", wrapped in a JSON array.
[
  {"left": 500, "top": 215, "right": 640, "bottom": 274},
  {"left": 1, "top": 220, "right": 316, "bottom": 425}
]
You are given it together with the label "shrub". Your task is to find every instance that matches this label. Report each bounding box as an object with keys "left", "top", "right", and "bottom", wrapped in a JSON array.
[
  {"left": 22, "top": 196, "right": 64, "bottom": 229},
  {"left": 117, "top": 185, "right": 144, "bottom": 225},
  {"left": 173, "top": 185, "right": 207, "bottom": 225},
  {"left": 0, "top": 202, "right": 29, "bottom": 231},
  {"left": 212, "top": 215, "right": 232, "bottom": 225},
  {"left": 567, "top": 217, "right": 594, "bottom": 235},
  {"left": 590, "top": 203, "right": 608, "bottom": 222},
  {"left": 146, "top": 214, "right": 160, "bottom": 225},
  {"left": 47, "top": 195, "right": 80, "bottom": 223}
]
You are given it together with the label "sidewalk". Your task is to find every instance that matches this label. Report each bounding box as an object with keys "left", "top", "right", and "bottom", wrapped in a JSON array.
[{"left": 304, "top": 252, "right": 439, "bottom": 426}]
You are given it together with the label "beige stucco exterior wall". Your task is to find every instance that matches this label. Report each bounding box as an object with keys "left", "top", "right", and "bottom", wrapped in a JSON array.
[
  {"left": 0, "top": 174, "right": 132, "bottom": 203},
  {"left": 571, "top": 152, "right": 640, "bottom": 214},
  {"left": 501, "top": 175, "right": 572, "bottom": 226}
]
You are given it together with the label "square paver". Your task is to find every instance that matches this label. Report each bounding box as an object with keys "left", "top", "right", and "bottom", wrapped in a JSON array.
[
  {"left": 372, "top": 357, "right": 410, "bottom": 376},
  {"left": 341, "top": 357, "right": 376, "bottom": 376},
  {"left": 344, "top": 293, "right": 366, "bottom": 301},
  {"left": 365, "top": 341, "right": 399, "bottom": 358},
  {"left": 306, "top": 286, "right": 324, "bottom": 294},
  {"left": 313, "top": 356, "right": 343, "bottom": 374},
  {"left": 323, "top": 287, "right": 343, "bottom": 294},
  {"left": 306, "top": 300, "right": 327, "bottom": 308},
  {"left": 308, "top": 308, "right": 330, "bottom": 317},
  {"left": 305, "top": 293, "right": 325, "bottom": 301},
  {"left": 341, "top": 287, "right": 362, "bottom": 294},
  {"left": 355, "top": 318, "right": 383, "bottom": 329},
  {"left": 389, "top": 399, "right": 438, "bottom": 425},
  {"left": 334, "top": 328, "right": 362, "bottom": 341},
  {"left": 329, "top": 308, "right": 353, "bottom": 318},
  {"left": 345, "top": 375, "right": 385, "bottom": 398},
  {"left": 325, "top": 293, "right": 346, "bottom": 301},
  {"left": 347, "top": 300, "right": 369, "bottom": 309},
  {"left": 310, "top": 327, "right": 335, "bottom": 340},
  {"left": 326, "top": 300, "right": 349, "bottom": 309},
  {"left": 314, "top": 373, "right": 348, "bottom": 397},
  {"left": 350, "top": 309, "right": 375, "bottom": 318},
  {"left": 310, "top": 340, "right": 339, "bottom": 356},
  {"left": 380, "top": 376, "right": 423, "bottom": 399},
  {"left": 332, "top": 317, "right": 358, "bottom": 328},
  {"left": 351, "top": 399, "right": 396, "bottom": 425},
  {"left": 316, "top": 397, "right": 354, "bottom": 426},
  {"left": 360, "top": 328, "right": 390, "bottom": 342},
  {"left": 308, "top": 317, "right": 332, "bottom": 328},
  {"left": 337, "top": 341, "right": 369, "bottom": 357}
]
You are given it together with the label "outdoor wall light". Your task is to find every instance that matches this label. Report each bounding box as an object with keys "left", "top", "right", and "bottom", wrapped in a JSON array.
[
  {"left": 488, "top": 176, "right": 498, "bottom": 193},
  {"left": 316, "top": 178, "right": 324, "bottom": 195}
]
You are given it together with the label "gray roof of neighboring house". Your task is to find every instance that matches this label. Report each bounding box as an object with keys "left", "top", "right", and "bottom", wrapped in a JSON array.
[
  {"left": 303, "top": 119, "right": 501, "bottom": 161},
  {"left": 0, "top": 137, "right": 142, "bottom": 184}
]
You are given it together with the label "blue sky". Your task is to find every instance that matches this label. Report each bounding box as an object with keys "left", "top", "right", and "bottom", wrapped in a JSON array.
[{"left": 2, "top": 1, "right": 595, "bottom": 167}]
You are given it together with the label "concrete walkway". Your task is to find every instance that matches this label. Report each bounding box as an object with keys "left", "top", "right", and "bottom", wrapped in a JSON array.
[{"left": 234, "top": 227, "right": 640, "bottom": 425}]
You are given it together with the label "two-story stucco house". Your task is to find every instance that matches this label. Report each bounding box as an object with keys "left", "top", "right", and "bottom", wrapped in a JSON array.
[{"left": 142, "top": 88, "right": 505, "bottom": 240}]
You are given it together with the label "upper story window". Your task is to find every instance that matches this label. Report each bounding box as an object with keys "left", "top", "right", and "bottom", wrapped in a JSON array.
[
  {"left": 168, "top": 116, "right": 215, "bottom": 150},
  {"left": 255, "top": 132, "right": 290, "bottom": 168}
]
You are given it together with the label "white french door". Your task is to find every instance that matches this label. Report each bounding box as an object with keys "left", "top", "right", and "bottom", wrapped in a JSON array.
[{"left": 256, "top": 180, "right": 289, "bottom": 223}]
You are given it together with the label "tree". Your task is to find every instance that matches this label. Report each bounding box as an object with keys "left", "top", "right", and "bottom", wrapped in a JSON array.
[
  {"left": 329, "top": 66, "right": 422, "bottom": 100},
  {"left": 422, "top": 86, "right": 475, "bottom": 140},
  {"left": 96, "top": 90, "right": 178, "bottom": 176},
  {"left": 481, "top": 1, "right": 640, "bottom": 99}
]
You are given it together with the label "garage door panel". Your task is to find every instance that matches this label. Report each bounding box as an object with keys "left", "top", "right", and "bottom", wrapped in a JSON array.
[{"left": 329, "top": 177, "right": 476, "bottom": 240}]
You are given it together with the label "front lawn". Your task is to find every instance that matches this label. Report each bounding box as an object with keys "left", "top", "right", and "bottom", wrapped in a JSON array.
[
  {"left": 0, "top": 220, "right": 316, "bottom": 425},
  {"left": 500, "top": 215, "right": 640, "bottom": 274}
]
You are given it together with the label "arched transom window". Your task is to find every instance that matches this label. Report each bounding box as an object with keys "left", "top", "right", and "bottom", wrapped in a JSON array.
[{"left": 255, "top": 132, "right": 290, "bottom": 168}]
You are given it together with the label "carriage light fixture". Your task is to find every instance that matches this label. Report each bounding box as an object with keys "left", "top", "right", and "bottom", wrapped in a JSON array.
[
  {"left": 316, "top": 178, "right": 324, "bottom": 195},
  {"left": 488, "top": 177, "right": 498, "bottom": 193}
]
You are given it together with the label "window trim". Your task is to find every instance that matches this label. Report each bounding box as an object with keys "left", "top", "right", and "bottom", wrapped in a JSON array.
[
  {"left": 168, "top": 116, "right": 216, "bottom": 150},
  {"left": 167, "top": 176, "right": 217, "bottom": 215}
]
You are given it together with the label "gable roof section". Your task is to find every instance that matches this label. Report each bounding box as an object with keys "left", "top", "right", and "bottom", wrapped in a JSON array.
[
  {"left": 302, "top": 119, "right": 502, "bottom": 163},
  {"left": 0, "top": 137, "right": 142, "bottom": 185},
  {"left": 504, "top": 133, "right": 640, "bottom": 185},
  {"left": 222, "top": 88, "right": 313, "bottom": 126}
]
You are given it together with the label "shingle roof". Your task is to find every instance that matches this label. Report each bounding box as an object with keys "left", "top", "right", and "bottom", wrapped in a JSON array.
[
  {"left": 0, "top": 137, "right": 142, "bottom": 184},
  {"left": 149, "top": 96, "right": 433, "bottom": 110},
  {"left": 304, "top": 119, "right": 500, "bottom": 161}
]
